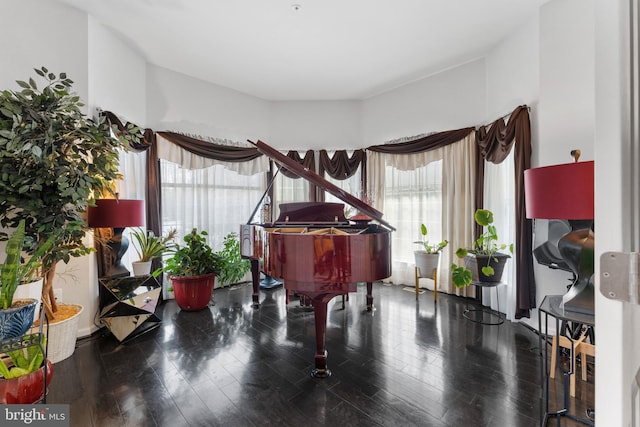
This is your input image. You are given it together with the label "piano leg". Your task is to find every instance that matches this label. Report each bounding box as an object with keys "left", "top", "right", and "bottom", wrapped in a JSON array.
[
  {"left": 366, "top": 282, "right": 374, "bottom": 311},
  {"left": 310, "top": 293, "right": 339, "bottom": 378},
  {"left": 250, "top": 259, "right": 260, "bottom": 308}
]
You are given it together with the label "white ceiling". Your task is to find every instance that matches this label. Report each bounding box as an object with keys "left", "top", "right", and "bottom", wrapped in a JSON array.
[{"left": 57, "top": 0, "right": 545, "bottom": 101}]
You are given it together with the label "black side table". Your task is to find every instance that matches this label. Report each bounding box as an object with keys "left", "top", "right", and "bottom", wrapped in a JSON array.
[
  {"left": 99, "top": 275, "right": 162, "bottom": 342},
  {"left": 463, "top": 281, "right": 506, "bottom": 325},
  {"left": 538, "top": 295, "right": 595, "bottom": 426}
]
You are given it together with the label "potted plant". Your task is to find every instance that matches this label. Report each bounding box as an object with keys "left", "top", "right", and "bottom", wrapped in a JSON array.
[
  {"left": 0, "top": 336, "right": 53, "bottom": 404},
  {"left": 215, "top": 232, "right": 250, "bottom": 287},
  {"left": 451, "top": 209, "right": 513, "bottom": 288},
  {"left": 154, "top": 229, "right": 223, "bottom": 311},
  {"left": 130, "top": 228, "right": 177, "bottom": 276},
  {"left": 413, "top": 223, "right": 448, "bottom": 279},
  {"left": 0, "top": 220, "right": 55, "bottom": 340},
  {"left": 0, "top": 67, "right": 131, "bottom": 323}
]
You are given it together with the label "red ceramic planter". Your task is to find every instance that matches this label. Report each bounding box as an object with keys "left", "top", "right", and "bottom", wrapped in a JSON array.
[
  {"left": 0, "top": 359, "right": 53, "bottom": 404},
  {"left": 170, "top": 273, "right": 215, "bottom": 311}
]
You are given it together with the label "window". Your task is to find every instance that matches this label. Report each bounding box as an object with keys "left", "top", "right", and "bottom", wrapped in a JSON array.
[
  {"left": 160, "top": 159, "right": 265, "bottom": 248},
  {"left": 384, "top": 160, "right": 443, "bottom": 268}
]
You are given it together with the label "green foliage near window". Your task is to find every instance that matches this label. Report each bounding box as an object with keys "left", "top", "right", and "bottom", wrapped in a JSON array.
[
  {"left": 0, "top": 66, "right": 136, "bottom": 317},
  {"left": 215, "top": 232, "right": 250, "bottom": 287},
  {"left": 154, "top": 229, "right": 223, "bottom": 278}
]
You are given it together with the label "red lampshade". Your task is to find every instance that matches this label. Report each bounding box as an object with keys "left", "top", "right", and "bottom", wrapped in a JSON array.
[
  {"left": 524, "top": 161, "right": 594, "bottom": 220},
  {"left": 87, "top": 199, "right": 145, "bottom": 228}
]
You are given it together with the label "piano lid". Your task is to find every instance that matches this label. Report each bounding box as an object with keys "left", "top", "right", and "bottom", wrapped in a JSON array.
[{"left": 248, "top": 139, "right": 395, "bottom": 231}]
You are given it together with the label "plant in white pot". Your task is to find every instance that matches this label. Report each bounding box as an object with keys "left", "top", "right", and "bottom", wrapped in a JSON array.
[
  {"left": 413, "top": 224, "right": 447, "bottom": 295},
  {"left": 130, "top": 228, "right": 177, "bottom": 276},
  {"left": 450, "top": 209, "right": 513, "bottom": 287}
]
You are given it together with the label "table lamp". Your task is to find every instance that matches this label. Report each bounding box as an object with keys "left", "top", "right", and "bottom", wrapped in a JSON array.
[
  {"left": 524, "top": 156, "right": 594, "bottom": 315},
  {"left": 87, "top": 199, "right": 145, "bottom": 278}
]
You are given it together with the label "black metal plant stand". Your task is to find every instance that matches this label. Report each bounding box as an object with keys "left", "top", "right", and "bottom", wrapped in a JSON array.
[
  {"left": 463, "top": 281, "right": 505, "bottom": 325},
  {"left": 0, "top": 304, "right": 49, "bottom": 403}
]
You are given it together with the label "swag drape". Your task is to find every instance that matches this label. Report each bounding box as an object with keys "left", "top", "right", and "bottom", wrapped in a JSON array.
[{"left": 475, "top": 105, "right": 534, "bottom": 318}]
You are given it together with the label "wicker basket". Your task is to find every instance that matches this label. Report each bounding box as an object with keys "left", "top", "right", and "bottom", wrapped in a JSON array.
[{"left": 42, "top": 304, "right": 84, "bottom": 364}]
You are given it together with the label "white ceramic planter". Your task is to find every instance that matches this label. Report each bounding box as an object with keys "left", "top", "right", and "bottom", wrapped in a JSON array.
[
  {"left": 414, "top": 251, "right": 440, "bottom": 278},
  {"left": 132, "top": 261, "right": 152, "bottom": 276}
]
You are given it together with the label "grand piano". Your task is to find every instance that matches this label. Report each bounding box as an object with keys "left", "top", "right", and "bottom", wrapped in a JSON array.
[{"left": 240, "top": 139, "right": 394, "bottom": 378}]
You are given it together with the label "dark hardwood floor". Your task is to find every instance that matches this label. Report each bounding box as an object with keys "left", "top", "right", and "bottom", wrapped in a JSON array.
[{"left": 46, "top": 282, "right": 594, "bottom": 426}]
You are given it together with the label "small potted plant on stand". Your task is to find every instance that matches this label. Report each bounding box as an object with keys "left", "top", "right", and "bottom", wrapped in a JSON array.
[
  {"left": 451, "top": 209, "right": 513, "bottom": 288},
  {"left": 413, "top": 223, "right": 448, "bottom": 278},
  {"left": 154, "top": 229, "right": 222, "bottom": 311},
  {"left": 413, "top": 224, "right": 447, "bottom": 299},
  {"left": 130, "top": 228, "right": 177, "bottom": 276}
]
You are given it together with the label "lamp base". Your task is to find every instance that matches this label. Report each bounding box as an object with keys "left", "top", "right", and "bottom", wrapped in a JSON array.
[
  {"left": 558, "top": 225, "right": 595, "bottom": 316},
  {"left": 561, "top": 278, "right": 595, "bottom": 315}
]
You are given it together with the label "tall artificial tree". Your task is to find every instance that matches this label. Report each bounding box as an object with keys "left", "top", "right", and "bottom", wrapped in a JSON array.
[{"left": 0, "top": 67, "right": 129, "bottom": 320}]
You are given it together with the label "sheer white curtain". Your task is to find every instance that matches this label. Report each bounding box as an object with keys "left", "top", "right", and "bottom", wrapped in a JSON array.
[
  {"left": 482, "top": 150, "right": 516, "bottom": 320},
  {"left": 441, "top": 135, "right": 477, "bottom": 297},
  {"left": 117, "top": 149, "right": 147, "bottom": 272},
  {"left": 160, "top": 160, "right": 265, "bottom": 249},
  {"left": 367, "top": 149, "right": 444, "bottom": 289},
  {"left": 272, "top": 172, "right": 309, "bottom": 220}
]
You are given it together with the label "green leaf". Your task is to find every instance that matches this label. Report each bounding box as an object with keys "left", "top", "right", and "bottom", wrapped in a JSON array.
[
  {"left": 481, "top": 265, "right": 495, "bottom": 276},
  {"left": 475, "top": 209, "right": 493, "bottom": 227},
  {"left": 16, "top": 80, "right": 30, "bottom": 89},
  {"left": 455, "top": 248, "right": 468, "bottom": 258},
  {"left": 451, "top": 264, "right": 472, "bottom": 287}
]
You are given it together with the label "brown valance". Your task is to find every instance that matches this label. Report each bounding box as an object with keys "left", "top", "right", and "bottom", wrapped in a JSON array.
[
  {"left": 318, "top": 149, "right": 365, "bottom": 180},
  {"left": 279, "top": 150, "right": 315, "bottom": 178},
  {"left": 367, "top": 127, "right": 475, "bottom": 154},
  {"left": 156, "top": 131, "right": 262, "bottom": 162},
  {"left": 474, "top": 105, "right": 534, "bottom": 319}
]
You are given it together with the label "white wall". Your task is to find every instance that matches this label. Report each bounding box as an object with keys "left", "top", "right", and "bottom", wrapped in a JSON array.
[
  {"left": 88, "top": 16, "right": 147, "bottom": 124},
  {"left": 538, "top": 0, "right": 595, "bottom": 166},
  {"left": 146, "top": 66, "right": 270, "bottom": 143},
  {"left": 269, "top": 101, "right": 362, "bottom": 150},
  {"left": 1, "top": 0, "right": 88, "bottom": 105},
  {"left": 362, "top": 59, "right": 487, "bottom": 145}
]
